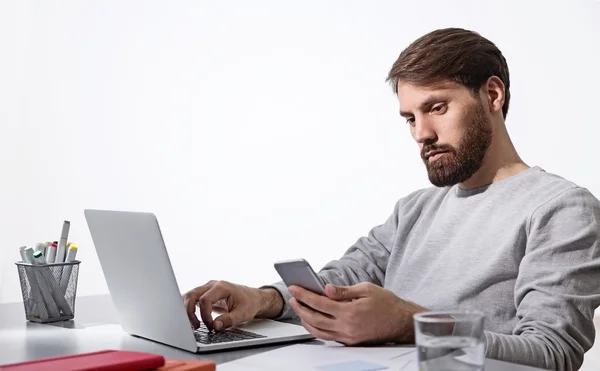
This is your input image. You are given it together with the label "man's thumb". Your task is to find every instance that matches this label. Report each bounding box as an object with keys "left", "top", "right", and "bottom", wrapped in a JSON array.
[
  {"left": 325, "top": 284, "right": 355, "bottom": 301},
  {"left": 213, "top": 313, "right": 236, "bottom": 330}
]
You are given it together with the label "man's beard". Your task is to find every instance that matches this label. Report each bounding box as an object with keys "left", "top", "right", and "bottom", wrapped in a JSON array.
[{"left": 421, "top": 101, "right": 492, "bottom": 187}]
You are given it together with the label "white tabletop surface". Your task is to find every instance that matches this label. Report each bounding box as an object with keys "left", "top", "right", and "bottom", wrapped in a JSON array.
[{"left": 0, "top": 295, "right": 549, "bottom": 370}]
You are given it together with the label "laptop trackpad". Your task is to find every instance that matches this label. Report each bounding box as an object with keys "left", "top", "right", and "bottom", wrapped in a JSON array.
[{"left": 234, "top": 319, "right": 311, "bottom": 338}]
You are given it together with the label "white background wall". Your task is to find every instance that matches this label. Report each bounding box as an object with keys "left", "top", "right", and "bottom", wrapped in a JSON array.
[{"left": 1, "top": 0, "right": 599, "bottom": 305}]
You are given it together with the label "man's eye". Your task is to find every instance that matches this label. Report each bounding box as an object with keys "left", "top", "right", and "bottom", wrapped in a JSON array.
[
  {"left": 406, "top": 117, "right": 415, "bottom": 124},
  {"left": 432, "top": 104, "right": 447, "bottom": 114}
]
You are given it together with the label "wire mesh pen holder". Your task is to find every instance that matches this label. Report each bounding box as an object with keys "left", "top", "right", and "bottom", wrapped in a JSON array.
[{"left": 15, "top": 260, "right": 81, "bottom": 323}]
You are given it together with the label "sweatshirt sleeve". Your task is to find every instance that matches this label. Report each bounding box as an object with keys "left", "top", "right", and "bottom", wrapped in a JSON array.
[
  {"left": 263, "top": 199, "right": 401, "bottom": 320},
  {"left": 484, "top": 187, "right": 600, "bottom": 370}
]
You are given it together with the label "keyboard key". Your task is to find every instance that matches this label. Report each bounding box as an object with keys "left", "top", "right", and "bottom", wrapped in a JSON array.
[{"left": 193, "top": 324, "right": 266, "bottom": 344}]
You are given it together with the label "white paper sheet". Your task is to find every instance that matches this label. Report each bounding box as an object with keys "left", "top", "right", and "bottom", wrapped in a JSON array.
[
  {"left": 217, "top": 342, "right": 416, "bottom": 371},
  {"left": 396, "top": 360, "right": 419, "bottom": 371},
  {"left": 218, "top": 363, "right": 270, "bottom": 371}
]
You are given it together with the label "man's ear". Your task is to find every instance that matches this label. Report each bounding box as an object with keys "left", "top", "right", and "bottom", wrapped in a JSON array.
[{"left": 482, "top": 76, "right": 505, "bottom": 116}]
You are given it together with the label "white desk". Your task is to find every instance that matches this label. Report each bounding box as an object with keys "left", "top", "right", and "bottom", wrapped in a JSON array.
[{"left": 0, "top": 295, "right": 547, "bottom": 370}]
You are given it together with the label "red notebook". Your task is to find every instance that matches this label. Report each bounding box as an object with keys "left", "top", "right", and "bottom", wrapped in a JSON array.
[
  {"left": 0, "top": 350, "right": 165, "bottom": 371},
  {"left": 158, "top": 360, "right": 215, "bottom": 371}
]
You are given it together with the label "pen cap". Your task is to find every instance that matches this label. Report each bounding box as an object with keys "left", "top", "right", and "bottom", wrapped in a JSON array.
[
  {"left": 33, "top": 251, "right": 48, "bottom": 265},
  {"left": 24, "top": 248, "right": 35, "bottom": 264},
  {"left": 65, "top": 246, "right": 78, "bottom": 262},
  {"left": 19, "top": 246, "right": 29, "bottom": 263}
]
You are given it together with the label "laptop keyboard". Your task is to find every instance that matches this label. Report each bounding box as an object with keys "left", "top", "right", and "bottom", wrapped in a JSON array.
[{"left": 193, "top": 322, "right": 266, "bottom": 344}]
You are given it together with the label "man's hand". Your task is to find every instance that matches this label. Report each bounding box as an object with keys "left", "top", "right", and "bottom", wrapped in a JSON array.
[
  {"left": 182, "top": 280, "right": 284, "bottom": 331},
  {"left": 288, "top": 282, "right": 425, "bottom": 345}
]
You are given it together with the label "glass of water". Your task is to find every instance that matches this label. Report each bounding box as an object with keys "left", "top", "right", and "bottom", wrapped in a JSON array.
[{"left": 413, "top": 311, "right": 485, "bottom": 371}]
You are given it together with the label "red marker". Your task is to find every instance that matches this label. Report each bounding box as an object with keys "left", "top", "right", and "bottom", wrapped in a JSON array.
[{"left": 47, "top": 242, "right": 58, "bottom": 263}]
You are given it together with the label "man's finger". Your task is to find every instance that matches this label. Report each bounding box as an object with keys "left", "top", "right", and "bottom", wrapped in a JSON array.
[
  {"left": 288, "top": 285, "right": 342, "bottom": 316},
  {"left": 324, "top": 283, "right": 372, "bottom": 301},
  {"left": 300, "top": 318, "right": 338, "bottom": 342},
  {"left": 198, "top": 285, "right": 231, "bottom": 330},
  {"left": 183, "top": 283, "right": 216, "bottom": 329},
  {"left": 214, "top": 299, "right": 228, "bottom": 309},
  {"left": 213, "top": 306, "right": 248, "bottom": 330},
  {"left": 183, "top": 293, "right": 199, "bottom": 328},
  {"left": 211, "top": 306, "right": 228, "bottom": 315},
  {"left": 289, "top": 297, "right": 336, "bottom": 332},
  {"left": 207, "top": 299, "right": 228, "bottom": 315}
]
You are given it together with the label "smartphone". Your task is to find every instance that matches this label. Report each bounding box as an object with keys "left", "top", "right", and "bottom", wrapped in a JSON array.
[{"left": 274, "top": 258, "right": 326, "bottom": 295}]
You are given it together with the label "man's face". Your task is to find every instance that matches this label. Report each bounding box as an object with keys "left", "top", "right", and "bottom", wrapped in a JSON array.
[{"left": 397, "top": 80, "right": 493, "bottom": 187}]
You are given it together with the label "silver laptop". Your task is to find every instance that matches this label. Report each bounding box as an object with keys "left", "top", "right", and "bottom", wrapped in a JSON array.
[{"left": 84, "top": 209, "right": 313, "bottom": 353}]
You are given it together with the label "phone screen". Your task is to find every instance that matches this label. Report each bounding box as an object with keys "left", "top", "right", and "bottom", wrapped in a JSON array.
[{"left": 274, "top": 258, "right": 326, "bottom": 296}]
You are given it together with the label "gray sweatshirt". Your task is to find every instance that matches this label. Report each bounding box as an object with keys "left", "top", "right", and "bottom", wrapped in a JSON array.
[{"left": 268, "top": 166, "right": 600, "bottom": 370}]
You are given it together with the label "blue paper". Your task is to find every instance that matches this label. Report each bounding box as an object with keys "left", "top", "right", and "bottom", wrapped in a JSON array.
[{"left": 317, "top": 360, "right": 389, "bottom": 371}]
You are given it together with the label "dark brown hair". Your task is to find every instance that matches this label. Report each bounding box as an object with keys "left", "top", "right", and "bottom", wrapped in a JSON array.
[{"left": 386, "top": 28, "right": 511, "bottom": 119}]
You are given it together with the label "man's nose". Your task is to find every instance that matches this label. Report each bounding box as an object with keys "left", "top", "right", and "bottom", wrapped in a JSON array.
[{"left": 413, "top": 117, "right": 437, "bottom": 144}]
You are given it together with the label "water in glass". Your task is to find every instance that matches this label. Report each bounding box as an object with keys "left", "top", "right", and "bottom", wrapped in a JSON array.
[{"left": 417, "top": 335, "right": 484, "bottom": 371}]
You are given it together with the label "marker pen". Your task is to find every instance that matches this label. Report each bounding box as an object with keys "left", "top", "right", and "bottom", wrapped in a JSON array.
[
  {"left": 33, "top": 251, "right": 46, "bottom": 263},
  {"left": 28, "top": 252, "right": 61, "bottom": 318},
  {"left": 56, "top": 221, "right": 70, "bottom": 263},
  {"left": 26, "top": 247, "right": 62, "bottom": 316},
  {"left": 59, "top": 245, "right": 79, "bottom": 294},
  {"left": 32, "top": 250, "right": 72, "bottom": 317},
  {"left": 47, "top": 242, "right": 57, "bottom": 263},
  {"left": 19, "top": 246, "right": 29, "bottom": 263},
  {"left": 24, "top": 247, "right": 35, "bottom": 264},
  {"left": 65, "top": 244, "right": 78, "bottom": 262},
  {"left": 19, "top": 248, "right": 49, "bottom": 320},
  {"left": 35, "top": 243, "right": 45, "bottom": 255}
]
